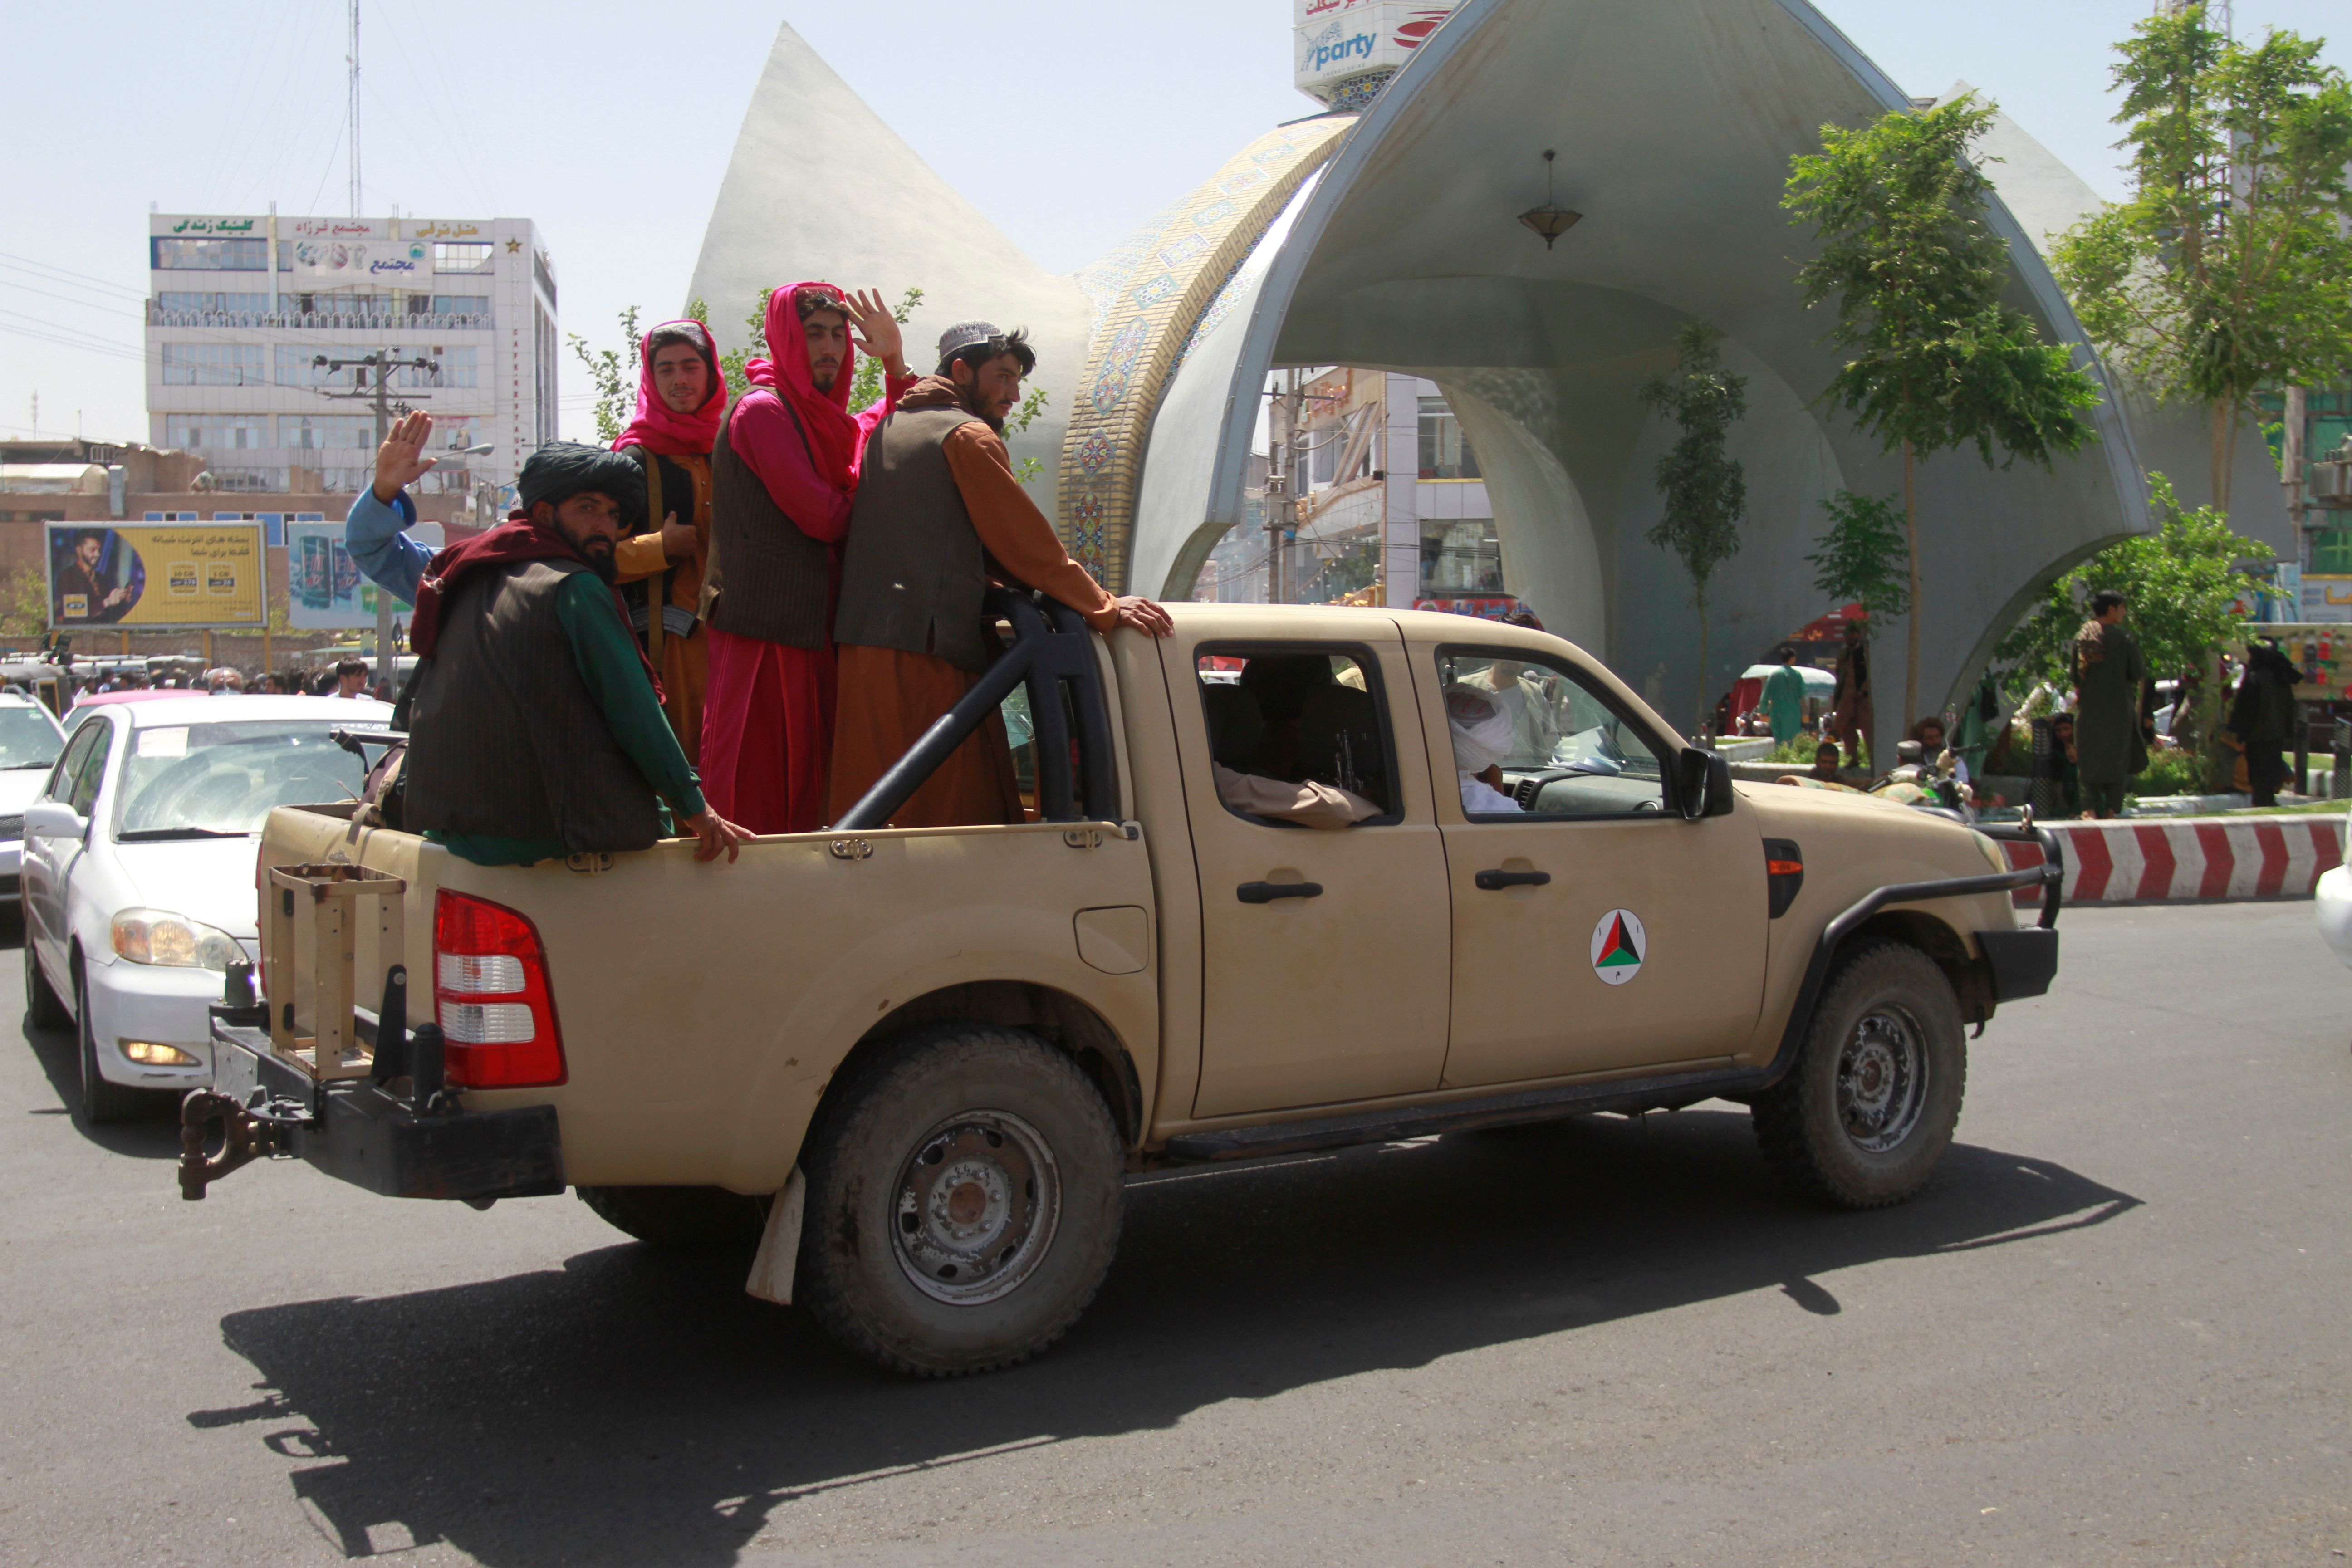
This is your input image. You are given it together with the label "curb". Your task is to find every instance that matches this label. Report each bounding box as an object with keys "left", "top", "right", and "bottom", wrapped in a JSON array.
[{"left": 2000, "top": 816, "right": 2346, "bottom": 906}]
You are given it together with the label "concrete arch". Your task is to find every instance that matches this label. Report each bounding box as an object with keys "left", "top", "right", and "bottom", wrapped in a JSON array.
[{"left": 1147, "top": 0, "right": 2280, "bottom": 729}]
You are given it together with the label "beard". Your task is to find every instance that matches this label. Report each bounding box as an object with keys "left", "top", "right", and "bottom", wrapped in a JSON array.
[
  {"left": 577, "top": 538, "right": 618, "bottom": 584},
  {"left": 810, "top": 362, "right": 839, "bottom": 391},
  {"left": 954, "top": 381, "right": 1006, "bottom": 433}
]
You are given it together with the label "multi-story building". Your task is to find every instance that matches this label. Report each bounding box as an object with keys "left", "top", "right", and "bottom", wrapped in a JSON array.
[
  {"left": 1197, "top": 370, "right": 1504, "bottom": 614},
  {"left": 143, "top": 211, "right": 558, "bottom": 509}
]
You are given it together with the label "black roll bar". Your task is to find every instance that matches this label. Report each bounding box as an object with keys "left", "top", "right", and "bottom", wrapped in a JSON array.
[{"left": 833, "top": 587, "right": 1121, "bottom": 831}]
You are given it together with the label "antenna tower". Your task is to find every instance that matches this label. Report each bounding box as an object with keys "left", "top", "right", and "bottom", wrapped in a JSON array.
[{"left": 347, "top": 0, "right": 363, "bottom": 218}]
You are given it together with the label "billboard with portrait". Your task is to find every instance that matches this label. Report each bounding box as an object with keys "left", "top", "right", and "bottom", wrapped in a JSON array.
[
  {"left": 283, "top": 519, "right": 439, "bottom": 630},
  {"left": 46, "top": 522, "right": 265, "bottom": 630}
]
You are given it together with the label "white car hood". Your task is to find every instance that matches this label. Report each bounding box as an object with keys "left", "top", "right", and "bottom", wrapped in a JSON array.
[
  {"left": 111, "top": 838, "right": 261, "bottom": 938},
  {"left": 0, "top": 769, "right": 50, "bottom": 817}
]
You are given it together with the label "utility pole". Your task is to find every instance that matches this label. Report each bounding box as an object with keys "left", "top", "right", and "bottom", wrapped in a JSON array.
[
  {"left": 346, "top": 0, "right": 363, "bottom": 219},
  {"left": 314, "top": 349, "right": 436, "bottom": 671},
  {"left": 2285, "top": 385, "right": 2309, "bottom": 567}
]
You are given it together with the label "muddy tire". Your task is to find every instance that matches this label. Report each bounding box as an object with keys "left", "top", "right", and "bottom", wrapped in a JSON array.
[
  {"left": 575, "top": 1185, "right": 766, "bottom": 1249},
  {"left": 24, "top": 937, "right": 66, "bottom": 1029},
  {"left": 796, "top": 1023, "right": 1123, "bottom": 1378},
  {"left": 1751, "top": 941, "right": 1966, "bottom": 1210}
]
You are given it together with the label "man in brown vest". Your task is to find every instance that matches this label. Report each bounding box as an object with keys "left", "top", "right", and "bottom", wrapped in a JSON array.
[
  {"left": 829, "top": 322, "right": 1172, "bottom": 828},
  {"left": 403, "top": 442, "right": 750, "bottom": 867}
]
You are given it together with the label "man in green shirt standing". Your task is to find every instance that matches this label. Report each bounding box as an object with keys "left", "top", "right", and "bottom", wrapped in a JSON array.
[
  {"left": 398, "top": 442, "right": 750, "bottom": 867},
  {"left": 1759, "top": 649, "right": 1808, "bottom": 748}
]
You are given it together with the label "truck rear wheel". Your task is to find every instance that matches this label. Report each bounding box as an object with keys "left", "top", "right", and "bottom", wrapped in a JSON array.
[
  {"left": 575, "top": 1185, "right": 766, "bottom": 1249},
  {"left": 796, "top": 1023, "right": 1123, "bottom": 1378},
  {"left": 1751, "top": 941, "right": 1966, "bottom": 1210}
]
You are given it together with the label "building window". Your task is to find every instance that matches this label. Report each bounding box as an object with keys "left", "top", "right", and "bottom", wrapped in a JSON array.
[
  {"left": 156, "top": 291, "right": 270, "bottom": 314},
  {"left": 1417, "top": 397, "right": 1480, "bottom": 480},
  {"left": 1421, "top": 519, "right": 1503, "bottom": 593},
  {"left": 2309, "top": 529, "right": 2352, "bottom": 576},
  {"left": 430, "top": 294, "right": 490, "bottom": 318},
  {"left": 152, "top": 237, "right": 269, "bottom": 270},
  {"left": 280, "top": 413, "right": 378, "bottom": 450},
  {"left": 435, "top": 242, "right": 494, "bottom": 275},
  {"left": 160, "top": 343, "right": 265, "bottom": 386},
  {"left": 162, "top": 415, "right": 267, "bottom": 451}
]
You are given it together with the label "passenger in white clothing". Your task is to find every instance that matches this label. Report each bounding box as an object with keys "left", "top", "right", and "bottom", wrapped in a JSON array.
[{"left": 1445, "top": 683, "right": 1524, "bottom": 815}]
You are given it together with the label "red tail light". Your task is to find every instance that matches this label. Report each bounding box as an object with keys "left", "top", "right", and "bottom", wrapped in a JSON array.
[{"left": 432, "top": 890, "right": 567, "bottom": 1088}]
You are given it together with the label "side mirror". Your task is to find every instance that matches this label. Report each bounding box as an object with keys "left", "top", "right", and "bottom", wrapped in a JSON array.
[
  {"left": 1676, "top": 747, "right": 1735, "bottom": 821},
  {"left": 23, "top": 801, "right": 87, "bottom": 843}
]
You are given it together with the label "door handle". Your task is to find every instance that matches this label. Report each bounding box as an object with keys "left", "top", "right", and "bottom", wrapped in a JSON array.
[
  {"left": 1474, "top": 868, "right": 1552, "bottom": 890},
  {"left": 1237, "top": 881, "right": 1323, "bottom": 903}
]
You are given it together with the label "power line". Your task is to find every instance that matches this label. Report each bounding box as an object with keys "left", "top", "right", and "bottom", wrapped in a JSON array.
[
  {"left": 0, "top": 322, "right": 147, "bottom": 363},
  {"left": 0, "top": 253, "right": 147, "bottom": 300}
]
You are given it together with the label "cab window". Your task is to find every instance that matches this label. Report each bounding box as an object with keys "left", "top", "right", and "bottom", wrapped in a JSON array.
[
  {"left": 1196, "top": 645, "right": 1400, "bottom": 826},
  {"left": 1436, "top": 647, "right": 1666, "bottom": 818}
]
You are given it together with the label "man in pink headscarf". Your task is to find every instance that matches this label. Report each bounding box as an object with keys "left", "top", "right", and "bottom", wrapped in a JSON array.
[
  {"left": 697, "top": 283, "right": 914, "bottom": 834},
  {"left": 612, "top": 318, "right": 725, "bottom": 760}
]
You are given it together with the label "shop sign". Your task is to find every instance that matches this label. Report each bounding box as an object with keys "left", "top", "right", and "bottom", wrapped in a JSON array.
[
  {"left": 45, "top": 523, "right": 264, "bottom": 631},
  {"left": 1294, "top": 1, "right": 1458, "bottom": 92},
  {"left": 162, "top": 216, "right": 259, "bottom": 235},
  {"left": 2301, "top": 575, "right": 2352, "bottom": 625}
]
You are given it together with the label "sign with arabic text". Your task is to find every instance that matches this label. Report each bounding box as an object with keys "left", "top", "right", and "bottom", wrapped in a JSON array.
[{"left": 45, "top": 523, "right": 265, "bottom": 630}]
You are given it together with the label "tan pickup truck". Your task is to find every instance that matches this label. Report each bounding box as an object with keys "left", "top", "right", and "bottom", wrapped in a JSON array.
[{"left": 188, "top": 593, "right": 2059, "bottom": 1377}]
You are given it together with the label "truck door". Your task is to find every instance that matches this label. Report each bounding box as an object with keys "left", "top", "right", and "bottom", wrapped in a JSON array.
[
  {"left": 1168, "top": 627, "right": 1452, "bottom": 1118},
  {"left": 1421, "top": 642, "right": 1766, "bottom": 1088}
]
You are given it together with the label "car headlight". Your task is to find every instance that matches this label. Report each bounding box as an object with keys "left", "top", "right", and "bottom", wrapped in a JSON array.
[{"left": 111, "top": 908, "right": 246, "bottom": 971}]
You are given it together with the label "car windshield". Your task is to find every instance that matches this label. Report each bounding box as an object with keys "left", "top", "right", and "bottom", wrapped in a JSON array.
[
  {"left": 0, "top": 706, "right": 63, "bottom": 770},
  {"left": 115, "top": 720, "right": 377, "bottom": 838}
]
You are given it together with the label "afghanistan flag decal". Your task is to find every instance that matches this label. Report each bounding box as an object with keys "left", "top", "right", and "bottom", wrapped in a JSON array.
[{"left": 1589, "top": 908, "right": 1647, "bottom": 986}]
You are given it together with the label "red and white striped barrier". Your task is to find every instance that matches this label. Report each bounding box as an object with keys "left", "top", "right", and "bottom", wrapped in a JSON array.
[{"left": 2000, "top": 816, "right": 2347, "bottom": 905}]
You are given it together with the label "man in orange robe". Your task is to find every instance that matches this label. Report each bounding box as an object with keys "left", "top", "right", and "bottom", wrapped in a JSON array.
[{"left": 829, "top": 322, "right": 1171, "bottom": 828}]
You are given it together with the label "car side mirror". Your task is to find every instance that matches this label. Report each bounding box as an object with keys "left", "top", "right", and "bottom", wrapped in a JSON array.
[
  {"left": 1676, "top": 747, "right": 1734, "bottom": 821},
  {"left": 23, "top": 801, "right": 87, "bottom": 843}
]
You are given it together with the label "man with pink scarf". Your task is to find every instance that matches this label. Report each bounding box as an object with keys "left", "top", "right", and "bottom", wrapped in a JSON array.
[{"left": 697, "top": 284, "right": 914, "bottom": 834}]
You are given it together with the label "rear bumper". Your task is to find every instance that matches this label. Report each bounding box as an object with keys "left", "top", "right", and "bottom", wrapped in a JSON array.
[{"left": 204, "top": 1021, "right": 565, "bottom": 1202}]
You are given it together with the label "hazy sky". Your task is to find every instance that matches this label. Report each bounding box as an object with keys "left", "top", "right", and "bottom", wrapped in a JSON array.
[{"left": 3, "top": 0, "right": 2345, "bottom": 447}]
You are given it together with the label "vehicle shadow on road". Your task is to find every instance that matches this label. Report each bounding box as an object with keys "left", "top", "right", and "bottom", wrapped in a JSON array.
[{"left": 193, "top": 1110, "right": 2139, "bottom": 1565}]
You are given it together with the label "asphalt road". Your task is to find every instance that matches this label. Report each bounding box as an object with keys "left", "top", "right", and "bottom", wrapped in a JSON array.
[{"left": 1, "top": 902, "right": 2346, "bottom": 1568}]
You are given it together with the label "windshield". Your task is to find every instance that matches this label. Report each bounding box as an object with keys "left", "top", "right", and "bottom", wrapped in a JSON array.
[
  {"left": 0, "top": 706, "right": 63, "bottom": 769},
  {"left": 115, "top": 721, "right": 378, "bottom": 838}
]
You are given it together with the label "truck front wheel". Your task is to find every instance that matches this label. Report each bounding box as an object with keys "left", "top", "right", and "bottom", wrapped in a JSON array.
[
  {"left": 1751, "top": 941, "right": 1966, "bottom": 1209},
  {"left": 796, "top": 1023, "right": 1124, "bottom": 1377}
]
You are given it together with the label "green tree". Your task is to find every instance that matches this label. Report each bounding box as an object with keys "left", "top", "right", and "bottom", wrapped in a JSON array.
[
  {"left": 1805, "top": 489, "right": 1913, "bottom": 630},
  {"left": 2051, "top": 6, "right": 2352, "bottom": 512},
  {"left": 1637, "top": 320, "right": 1748, "bottom": 733},
  {"left": 1994, "top": 471, "right": 2273, "bottom": 771},
  {"left": 1784, "top": 92, "right": 2104, "bottom": 737},
  {"left": 0, "top": 566, "right": 49, "bottom": 639},
  {"left": 565, "top": 305, "right": 641, "bottom": 443}
]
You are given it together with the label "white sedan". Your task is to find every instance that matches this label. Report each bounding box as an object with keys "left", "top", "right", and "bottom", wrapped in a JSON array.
[
  {"left": 2318, "top": 800, "right": 2352, "bottom": 970},
  {"left": 21, "top": 695, "right": 394, "bottom": 1120},
  {"left": 0, "top": 694, "right": 69, "bottom": 905}
]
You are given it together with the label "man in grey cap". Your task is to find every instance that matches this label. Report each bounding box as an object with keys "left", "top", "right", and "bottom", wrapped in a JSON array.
[{"left": 829, "top": 321, "right": 1171, "bottom": 827}]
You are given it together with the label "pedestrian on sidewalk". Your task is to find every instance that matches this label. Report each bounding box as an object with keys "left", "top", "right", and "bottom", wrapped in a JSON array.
[
  {"left": 2229, "top": 638, "right": 2299, "bottom": 808},
  {"left": 2069, "top": 589, "right": 2148, "bottom": 819}
]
